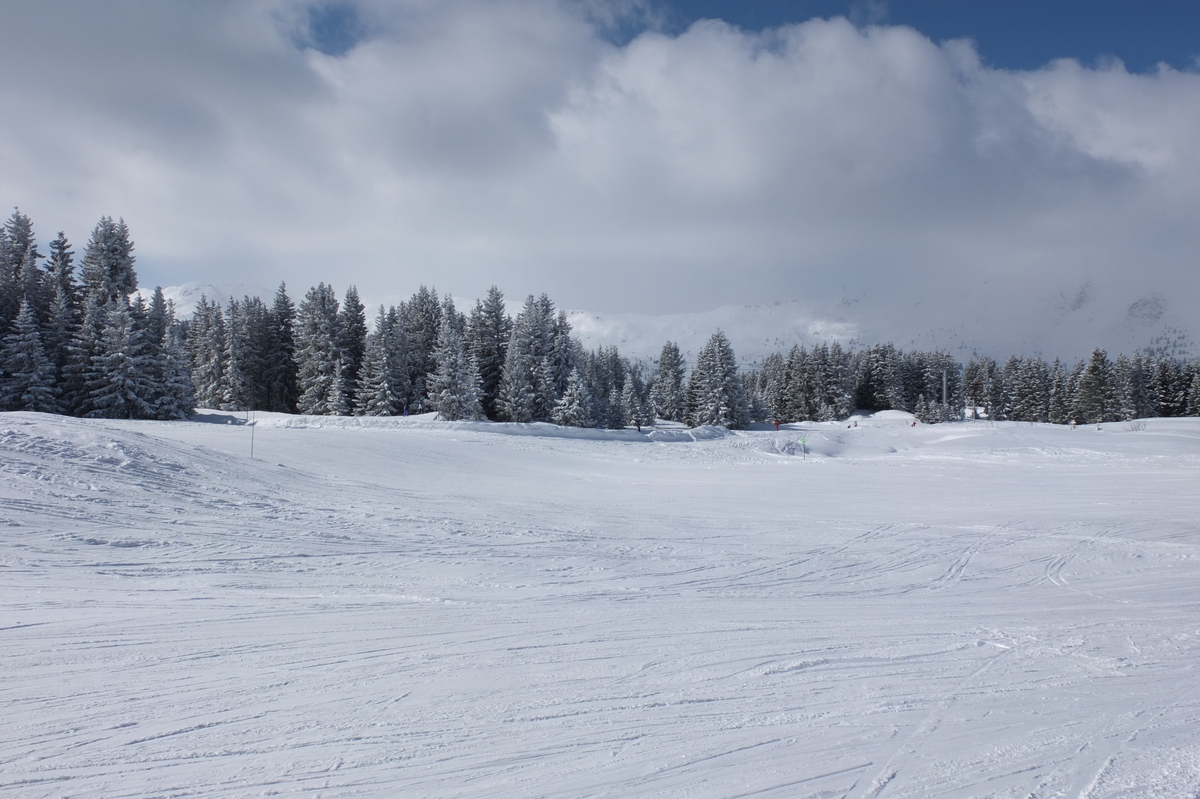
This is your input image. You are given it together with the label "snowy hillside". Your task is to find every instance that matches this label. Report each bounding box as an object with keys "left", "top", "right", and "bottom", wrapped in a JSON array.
[{"left": 3, "top": 411, "right": 1199, "bottom": 797}]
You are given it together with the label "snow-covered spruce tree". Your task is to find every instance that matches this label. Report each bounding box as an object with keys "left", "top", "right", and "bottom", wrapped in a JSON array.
[
  {"left": 605, "top": 385, "right": 626, "bottom": 429},
  {"left": 686, "top": 330, "right": 749, "bottom": 429},
  {"left": 0, "top": 299, "right": 60, "bottom": 413},
  {"left": 1, "top": 210, "right": 37, "bottom": 271},
  {"left": 132, "top": 289, "right": 193, "bottom": 420},
  {"left": 221, "top": 298, "right": 251, "bottom": 410},
  {"left": 1047, "top": 359, "right": 1069, "bottom": 424},
  {"left": 756, "top": 352, "right": 787, "bottom": 423},
  {"left": 1150, "top": 357, "right": 1185, "bottom": 417},
  {"left": 652, "top": 340, "right": 687, "bottom": 422},
  {"left": 213, "top": 295, "right": 272, "bottom": 412},
  {"left": 156, "top": 323, "right": 195, "bottom": 420},
  {"left": 428, "top": 297, "right": 483, "bottom": 421},
  {"left": 547, "top": 308, "right": 576, "bottom": 403},
  {"left": 625, "top": 368, "right": 654, "bottom": 430},
  {"left": 824, "top": 343, "right": 854, "bottom": 420},
  {"left": 383, "top": 306, "right": 414, "bottom": 410},
  {"left": 354, "top": 308, "right": 402, "bottom": 416},
  {"left": 0, "top": 212, "right": 43, "bottom": 338},
  {"left": 998, "top": 356, "right": 1021, "bottom": 420},
  {"left": 295, "top": 283, "right": 343, "bottom": 415},
  {"left": 497, "top": 350, "right": 536, "bottom": 422},
  {"left": 402, "top": 285, "right": 441, "bottom": 407},
  {"left": 0, "top": 256, "right": 17, "bottom": 339},
  {"left": 579, "top": 346, "right": 617, "bottom": 427},
  {"left": 498, "top": 294, "right": 557, "bottom": 422},
  {"left": 784, "top": 345, "right": 813, "bottom": 421},
  {"left": 85, "top": 301, "right": 156, "bottom": 419},
  {"left": 853, "top": 344, "right": 904, "bottom": 412},
  {"left": 43, "top": 278, "right": 79, "bottom": 377},
  {"left": 241, "top": 295, "right": 273, "bottom": 410},
  {"left": 45, "top": 232, "right": 78, "bottom": 309},
  {"left": 1112, "top": 354, "right": 1148, "bottom": 421},
  {"left": 338, "top": 286, "right": 367, "bottom": 398},
  {"left": 40, "top": 233, "right": 78, "bottom": 367},
  {"left": 187, "top": 296, "right": 226, "bottom": 409},
  {"left": 916, "top": 350, "right": 962, "bottom": 422},
  {"left": 80, "top": 217, "right": 137, "bottom": 305},
  {"left": 963, "top": 356, "right": 1003, "bottom": 420},
  {"left": 748, "top": 387, "right": 770, "bottom": 424},
  {"left": 324, "top": 358, "right": 352, "bottom": 416},
  {"left": 61, "top": 295, "right": 117, "bottom": 416},
  {"left": 1011, "top": 357, "right": 1050, "bottom": 423},
  {"left": 1187, "top": 366, "right": 1200, "bottom": 417},
  {"left": 39, "top": 232, "right": 80, "bottom": 379},
  {"left": 16, "top": 244, "right": 50, "bottom": 328},
  {"left": 264, "top": 283, "right": 299, "bottom": 413},
  {"left": 466, "top": 286, "right": 511, "bottom": 420},
  {"left": 0, "top": 213, "right": 38, "bottom": 322},
  {"left": 1074, "top": 348, "right": 1114, "bottom": 424},
  {"left": 553, "top": 368, "right": 593, "bottom": 427}
]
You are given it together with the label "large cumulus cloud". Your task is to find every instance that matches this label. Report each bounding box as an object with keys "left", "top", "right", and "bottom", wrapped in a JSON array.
[{"left": 1, "top": 0, "right": 1197, "bottom": 347}]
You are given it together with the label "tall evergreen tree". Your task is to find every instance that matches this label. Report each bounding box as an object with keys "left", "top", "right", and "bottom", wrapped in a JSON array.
[
  {"left": 497, "top": 295, "right": 547, "bottom": 422},
  {"left": 1074, "top": 348, "right": 1114, "bottom": 424},
  {"left": 45, "top": 232, "right": 77, "bottom": 308},
  {"left": 338, "top": 286, "right": 368, "bottom": 397},
  {"left": 553, "top": 368, "right": 594, "bottom": 428},
  {"left": 1047, "top": 359, "right": 1069, "bottom": 424},
  {"left": 86, "top": 302, "right": 156, "bottom": 419},
  {"left": 1150, "top": 357, "right": 1185, "bottom": 417},
  {"left": 0, "top": 299, "right": 60, "bottom": 413},
  {"left": 428, "top": 299, "right": 483, "bottom": 421},
  {"left": 80, "top": 217, "right": 137, "bottom": 304},
  {"left": 188, "top": 296, "right": 227, "bottom": 409},
  {"left": 324, "top": 358, "right": 352, "bottom": 416},
  {"left": 0, "top": 210, "right": 39, "bottom": 336},
  {"left": 354, "top": 308, "right": 402, "bottom": 416},
  {"left": 155, "top": 320, "right": 195, "bottom": 420},
  {"left": 853, "top": 344, "right": 903, "bottom": 412},
  {"left": 652, "top": 341, "right": 687, "bottom": 422},
  {"left": 1, "top": 209, "right": 38, "bottom": 275},
  {"left": 467, "top": 286, "right": 512, "bottom": 420},
  {"left": 294, "top": 283, "right": 343, "bottom": 415},
  {"left": 1186, "top": 366, "right": 1200, "bottom": 417},
  {"left": 265, "top": 283, "right": 299, "bottom": 413},
  {"left": 60, "top": 296, "right": 108, "bottom": 416},
  {"left": 686, "top": 330, "right": 749, "bottom": 429},
  {"left": 402, "top": 285, "right": 441, "bottom": 407}
]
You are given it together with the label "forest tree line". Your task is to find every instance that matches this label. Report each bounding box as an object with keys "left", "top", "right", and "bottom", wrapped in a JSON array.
[{"left": 2, "top": 211, "right": 1199, "bottom": 428}]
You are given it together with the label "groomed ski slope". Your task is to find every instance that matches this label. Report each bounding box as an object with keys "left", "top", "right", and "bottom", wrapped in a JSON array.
[{"left": 2, "top": 410, "right": 1199, "bottom": 798}]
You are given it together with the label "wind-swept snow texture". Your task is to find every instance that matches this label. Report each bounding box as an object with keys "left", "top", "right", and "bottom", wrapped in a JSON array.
[{"left": 2, "top": 410, "right": 1199, "bottom": 798}]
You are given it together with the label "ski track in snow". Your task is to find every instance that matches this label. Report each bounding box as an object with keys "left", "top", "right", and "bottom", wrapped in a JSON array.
[{"left": 1, "top": 411, "right": 1199, "bottom": 798}]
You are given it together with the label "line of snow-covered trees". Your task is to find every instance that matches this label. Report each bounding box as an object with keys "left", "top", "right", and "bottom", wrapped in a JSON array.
[
  {"left": 4, "top": 210, "right": 1199, "bottom": 428},
  {"left": 745, "top": 343, "right": 963, "bottom": 425},
  {"left": 186, "top": 282, "right": 660, "bottom": 429},
  {"left": 0, "top": 211, "right": 192, "bottom": 419},
  {"left": 744, "top": 343, "right": 1200, "bottom": 426},
  {"left": 959, "top": 350, "right": 1200, "bottom": 425}
]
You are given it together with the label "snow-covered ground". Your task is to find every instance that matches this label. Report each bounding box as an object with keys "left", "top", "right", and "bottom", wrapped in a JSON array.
[{"left": 2, "top": 410, "right": 1199, "bottom": 798}]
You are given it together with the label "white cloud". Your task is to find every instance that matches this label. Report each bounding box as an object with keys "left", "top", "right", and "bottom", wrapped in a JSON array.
[{"left": 1, "top": 1, "right": 1197, "bottom": 350}]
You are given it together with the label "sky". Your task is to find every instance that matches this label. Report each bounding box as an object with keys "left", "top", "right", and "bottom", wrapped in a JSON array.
[{"left": 1, "top": 0, "right": 1198, "bottom": 342}]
